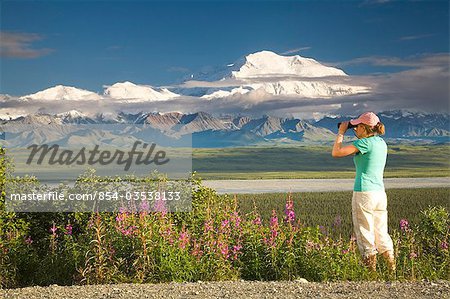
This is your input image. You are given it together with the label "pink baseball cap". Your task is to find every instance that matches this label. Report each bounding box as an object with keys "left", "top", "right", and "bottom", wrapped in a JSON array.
[{"left": 350, "top": 112, "right": 380, "bottom": 127}]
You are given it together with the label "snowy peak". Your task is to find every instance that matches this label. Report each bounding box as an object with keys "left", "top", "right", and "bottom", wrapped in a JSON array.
[
  {"left": 231, "top": 50, "right": 347, "bottom": 79},
  {"left": 103, "top": 81, "right": 179, "bottom": 102},
  {"left": 201, "top": 87, "right": 251, "bottom": 100},
  {"left": 20, "top": 85, "right": 102, "bottom": 101},
  {"left": 190, "top": 51, "right": 366, "bottom": 99}
]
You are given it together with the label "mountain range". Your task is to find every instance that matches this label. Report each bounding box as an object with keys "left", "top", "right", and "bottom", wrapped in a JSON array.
[
  {"left": 2, "top": 110, "right": 448, "bottom": 148},
  {"left": 1, "top": 50, "right": 448, "bottom": 147},
  {"left": 3, "top": 51, "right": 369, "bottom": 107}
]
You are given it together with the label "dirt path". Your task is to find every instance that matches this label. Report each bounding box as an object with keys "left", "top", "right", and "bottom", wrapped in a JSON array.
[
  {"left": 2, "top": 280, "right": 449, "bottom": 299},
  {"left": 203, "top": 177, "right": 450, "bottom": 194}
]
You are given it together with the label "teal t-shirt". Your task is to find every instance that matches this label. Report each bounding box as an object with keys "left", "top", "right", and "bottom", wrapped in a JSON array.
[{"left": 352, "top": 136, "right": 387, "bottom": 191}]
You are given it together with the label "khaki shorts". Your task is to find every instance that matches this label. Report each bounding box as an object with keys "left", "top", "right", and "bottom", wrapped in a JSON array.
[{"left": 352, "top": 190, "right": 394, "bottom": 258}]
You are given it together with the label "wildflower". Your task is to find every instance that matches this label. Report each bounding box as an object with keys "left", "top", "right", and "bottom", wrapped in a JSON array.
[
  {"left": 267, "top": 210, "right": 280, "bottom": 247},
  {"left": 139, "top": 200, "right": 150, "bottom": 213},
  {"left": 218, "top": 241, "right": 229, "bottom": 259},
  {"left": 399, "top": 219, "right": 409, "bottom": 232},
  {"left": 24, "top": 236, "right": 33, "bottom": 245},
  {"left": 204, "top": 219, "right": 213, "bottom": 233},
  {"left": 115, "top": 212, "right": 126, "bottom": 223},
  {"left": 232, "top": 212, "right": 241, "bottom": 228},
  {"left": 221, "top": 219, "right": 230, "bottom": 228},
  {"left": 409, "top": 252, "right": 417, "bottom": 259},
  {"left": 65, "top": 224, "right": 73, "bottom": 235},
  {"left": 342, "top": 248, "right": 349, "bottom": 254},
  {"left": 270, "top": 210, "right": 279, "bottom": 228},
  {"left": 191, "top": 239, "right": 203, "bottom": 260},
  {"left": 153, "top": 198, "right": 168, "bottom": 214},
  {"left": 118, "top": 206, "right": 128, "bottom": 213},
  {"left": 441, "top": 241, "right": 448, "bottom": 250},
  {"left": 87, "top": 219, "right": 94, "bottom": 229},
  {"left": 50, "top": 223, "right": 58, "bottom": 235},
  {"left": 179, "top": 227, "right": 190, "bottom": 249},
  {"left": 232, "top": 244, "right": 243, "bottom": 260},
  {"left": 284, "top": 197, "right": 295, "bottom": 223},
  {"left": 333, "top": 215, "right": 342, "bottom": 227},
  {"left": 119, "top": 225, "right": 138, "bottom": 237},
  {"left": 252, "top": 217, "right": 262, "bottom": 226}
]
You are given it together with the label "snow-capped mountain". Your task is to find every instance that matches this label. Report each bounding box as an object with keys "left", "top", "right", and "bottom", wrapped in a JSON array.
[
  {"left": 3, "top": 109, "right": 446, "bottom": 147},
  {"left": 15, "top": 82, "right": 180, "bottom": 103},
  {"left": 20, "top": 85, "right": 102, "bottom": 101},
  {"left": 231, "top": 50, "right": 347, "bottom": 79},
  {"left": 103, "top": 81, "right": 179, "bottom": 102},
  {"left": 0, "top": 94, "right": 12, "bottom": 101},
  {"left": 314, "top": 110, "right": 450, "bottom": 139},
  {"left": 194, "top": 51, "right": 370, "bottom": 99},
  {"left": 201, "top": 87, "right": 251, "bottom": 99},
  {"left": 56, "top": 110, "right": 97, "bottom": 124}
]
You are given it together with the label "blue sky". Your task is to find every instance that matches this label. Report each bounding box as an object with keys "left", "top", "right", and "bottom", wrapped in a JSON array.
[{"left": 0, "top": 0, "right": 449, "bottom": 96}]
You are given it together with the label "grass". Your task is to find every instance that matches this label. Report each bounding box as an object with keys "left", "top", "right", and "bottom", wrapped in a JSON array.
[
  {"left": 234, "top": 187, "right": 450, "bottom": 239},
  {"left": 193, "top": 144, "right": 450, "bottom": 179}
]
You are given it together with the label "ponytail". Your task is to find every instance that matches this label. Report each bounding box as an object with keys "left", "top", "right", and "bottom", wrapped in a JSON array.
[
  {"left": 362, "top": 122, "right": 385, "bottom": 136},
  {"left": 374, "top": 122, "right": 385, "bottom": 135}
]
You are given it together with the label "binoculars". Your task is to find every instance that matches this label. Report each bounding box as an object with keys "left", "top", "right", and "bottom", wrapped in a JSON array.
[{"left": 337, "top": 122, "right": 357, "bottom": 129}]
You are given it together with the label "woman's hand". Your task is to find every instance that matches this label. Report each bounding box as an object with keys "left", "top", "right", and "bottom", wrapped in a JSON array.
[
  {"left": 332, "top": 121, "right": 359, "bottom": 158},
  {"left": 338, "top": 121, "right": 349, "bottom": 135}
]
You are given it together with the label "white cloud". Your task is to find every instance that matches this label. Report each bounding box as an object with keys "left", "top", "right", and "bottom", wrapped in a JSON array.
[
  {"left": 399, "top": 34, "right": 435, "bottom": 41},
  {"left": 281, "top": 47, "right": 312, "bottom": 55},
  {"left": 1, "top": 53, "right": 448, "bottom": 118},
  {"left": 0, "top": 31, "right": 53, "bottom": 58}
]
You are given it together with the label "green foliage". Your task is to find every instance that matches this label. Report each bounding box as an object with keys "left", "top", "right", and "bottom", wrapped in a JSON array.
[{"left": 1, "top": 147, "right": 449, "bottom": 288}]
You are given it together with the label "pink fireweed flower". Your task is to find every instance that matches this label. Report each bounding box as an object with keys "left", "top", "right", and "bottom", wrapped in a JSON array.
[
  {"left": 24, "top": 236, "right": 33, "bottom": 245},
  {"left": 191, "top": 239, "right": 203, "bottom": 260},
  {"left": 252, "top": 217, "right": 262, "bottom": 226},
  {"left": 232, "top": 244, "right": 243, "bottom": 260},
  {"left": 284, "top": 198, "right": 295, "bottom": 223},
  {"left": 342, "top": 248, "right": 349, "bottom": 254},
  {"left": 118, "top": 206, "right": 128, "bottom": 213},
  {"left": 400, "top": 219, "right": 409, "bottom": 232},
  {"left": 221, "top": 219, "right": 229, "bottom": 228},
  {"left": 409, "top": 252, "right": 417, "bottom": 259},
  {"left": 115, "top": 212, "right": 126, "bottom": 223},
  {"left": 231, "top": 211, "right": 242, "bottom": 228},
  {"left": 204, "top": 219, "right": 213, "bottom": 233},
  {"left": 178, "top": 228, "right": 190, "bottom": 249},
  {"left": 50, "top": 223, "right": 58, "bottom": 235},
  {"left": 139, "top": 200, "right": 150, "bottom": 213},
  {"left": 218, "top": 241, "right": 229, "bottom": 259},
  {"left": 153, "top": 198, "right": 168, "bottom": 215},
  {"left": 270, "top": 210, "right": 279, "bottom": 228},
  {"left": 119, "top": 225, "right": 138, "bottom": 237},
  {"left": 65, "top": 224, "right": 73, "bottom": 235},
  {"left": 441, "top": 241, "right": 448, "bottom": 250},
  {"left": 266, "top": 210, "right": 279, "bottom": 247}
]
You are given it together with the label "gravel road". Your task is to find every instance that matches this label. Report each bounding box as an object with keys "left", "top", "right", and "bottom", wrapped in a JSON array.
[
  {"left": 2, "top": 280, "right": 449, "bottom": 299},
  {"left": 203, "top": 177, "right": 450, "bottom": 194}
]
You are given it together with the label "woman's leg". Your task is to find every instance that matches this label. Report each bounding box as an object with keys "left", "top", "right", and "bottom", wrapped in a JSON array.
[
  {"left": 352, "top": 191, "right": 377, "bottom": 259},
  {"left": 373, "top": 190, "right": 395, "bottom": 271}
]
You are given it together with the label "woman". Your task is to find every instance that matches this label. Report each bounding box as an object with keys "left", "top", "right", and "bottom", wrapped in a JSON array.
[{"left": 331, "top": 111, "right": 395, "bottom": 273}]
